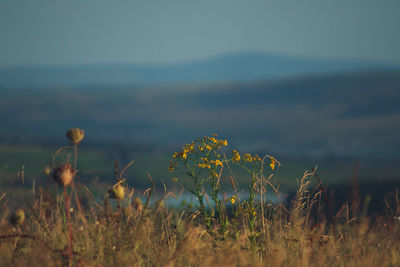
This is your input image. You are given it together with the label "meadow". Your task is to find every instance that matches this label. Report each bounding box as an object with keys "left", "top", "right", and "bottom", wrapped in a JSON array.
[{"left": 0, "top": 129, "right": 399, "bottom": 266}]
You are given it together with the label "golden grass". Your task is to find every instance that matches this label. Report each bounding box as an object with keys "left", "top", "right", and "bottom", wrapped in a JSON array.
[
  {"left": 0, "top": 174, "right": 398, "bottom": 267},
  {"left": 0, "top": 132, "right": 399, "bottom": 266}
]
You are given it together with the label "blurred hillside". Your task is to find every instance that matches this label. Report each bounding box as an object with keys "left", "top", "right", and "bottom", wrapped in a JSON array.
[
  {"left": 1, "top": 70, "right": 399, "bottom": 159},
  {"left": 1, "top": 52, "right": 400, "bottom": 191}
]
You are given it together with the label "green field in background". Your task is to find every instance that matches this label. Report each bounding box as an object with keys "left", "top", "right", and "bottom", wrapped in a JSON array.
[{"left": 1, "top": 145, "right": 399, "bottom": 195}]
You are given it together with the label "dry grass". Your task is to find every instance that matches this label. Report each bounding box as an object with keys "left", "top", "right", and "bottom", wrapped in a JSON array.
[
  {"left": 0, "top": 174, "right": 398, "bottom": 267},
  {"left": 0, "top": 133, "right": 399, "bottom": 266}
]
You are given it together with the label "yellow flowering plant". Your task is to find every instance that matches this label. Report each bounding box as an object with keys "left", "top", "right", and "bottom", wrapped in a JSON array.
[
  {"left": 169, "top": 134, "right": 228, "bottom": 230},
  {"left": 229, "top": 150, "right": 280, "bottom": 247}
]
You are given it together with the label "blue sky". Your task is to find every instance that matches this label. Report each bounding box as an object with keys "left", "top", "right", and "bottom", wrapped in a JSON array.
[{"left": 1, "top": 0, "right": 400, "bottom": 67}]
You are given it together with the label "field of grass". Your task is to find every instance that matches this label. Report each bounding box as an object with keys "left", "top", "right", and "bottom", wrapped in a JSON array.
[{"left": 1, "top": 131, "right": 400, "bottom": 266}]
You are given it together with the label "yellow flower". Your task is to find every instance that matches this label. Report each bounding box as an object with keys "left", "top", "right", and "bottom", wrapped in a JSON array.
[
  {"left": 198, "top": 162, "right": 211, "bottom": 169},
  {"left": 253, "top": 154, "right": 262, "bottom": 162},
  {"left": 206, "top": 145, "right": 211, "bottom": 150},
  {"left": 230, "top": 195, "right": 238, "bottom": 204},
  {"left": 232, "top": 150, "right": 241, "bottom": 162},
  {"left": 213, "top": 159, "right": 223, "bottom": 167},
  {"left": 66, "top": 128, "right": 84, "bottom": 144},
  {"left": 270, "top": 158, "right": 276, "bottom": 170},
  {"left": 243, "top": 153, "right": 253, "bottom": 162}
]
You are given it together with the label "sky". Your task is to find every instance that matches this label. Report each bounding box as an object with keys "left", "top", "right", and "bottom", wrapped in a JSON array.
[{"left": 0, "top": 0, "right": 400, "bottom": 67}]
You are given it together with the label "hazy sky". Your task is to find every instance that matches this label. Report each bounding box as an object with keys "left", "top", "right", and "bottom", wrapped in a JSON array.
[{"left": 1, "top": 0, "right": 400, "bottom": 67}]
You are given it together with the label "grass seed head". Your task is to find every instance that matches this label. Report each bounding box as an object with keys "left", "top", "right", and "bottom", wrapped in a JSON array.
[
  {"left": 53, "top": 163, "right": 75, "bottom": 187},
  {"left": 66, "top": 128, "right": 85, "bottom": 145}
]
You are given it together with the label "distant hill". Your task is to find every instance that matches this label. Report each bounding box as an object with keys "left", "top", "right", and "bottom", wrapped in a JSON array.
[
  {"left": 0, "top": 70, "right": 399, "bottom": 159},
  {"left": 0, "top": 51, "right": 399, "bottom": 88}
]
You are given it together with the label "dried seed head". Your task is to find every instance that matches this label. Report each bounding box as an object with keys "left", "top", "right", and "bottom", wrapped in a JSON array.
[
  {"left": 108, "top": 183, "right": 125, "bottom": 200},
  {"left": 10, "top": 209, "right": 25, "bottom": 226},
  {"left": 66, "top": 128, "right": 84, "bottom": 145},
  {"left": 53, "top": 164, "right": 75, "bottom": 187}
]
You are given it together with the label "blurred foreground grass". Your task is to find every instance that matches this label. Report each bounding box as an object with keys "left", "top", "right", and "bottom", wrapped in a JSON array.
[{"left": 1, "top": 133, "right": 400, "bottom": 266}]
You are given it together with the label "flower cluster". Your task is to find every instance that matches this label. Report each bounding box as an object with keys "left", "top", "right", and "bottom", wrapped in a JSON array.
[
  {"left": 198, "top": 157, "right": 211, "bottom": 169},
  {"left": 172, "top": 143, "right": 194, "bottom": 160},
  {"left": 231, "top": 150, "right": 241, "bottom": 162},
  {"left": 199, "top": 158, "right": 223, "bottom": 168},
  {"left": 229, "top": 195, "right": 238, "bottom": 204},
  {"left": 242, "top": 153, "right": 262, "bottom": 163},
  {"left": 231, "top": 150, "right": 279, "bottom": 171},
  {"left": 212, "top": 159, "right": 223, "bottom": 167},
  {"left": 169, "top": 134, "right": 228, "bottom": 172}
]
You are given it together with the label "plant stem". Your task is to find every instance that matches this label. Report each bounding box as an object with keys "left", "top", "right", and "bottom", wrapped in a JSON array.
[
  {"left": 64, "top": 187, "right": 73, "bottom": 266},
  {"left": 71, "top": 144, "right": 84, "bottom": 220}
]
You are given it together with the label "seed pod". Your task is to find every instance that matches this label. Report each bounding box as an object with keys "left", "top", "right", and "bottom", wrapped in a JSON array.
[
  {"left": 108, "top": 183, "right": 125, "bottom": 200},
  {"left": 66, "top": 128, "right": 84, "bottom": 145},
  {"left": 10, "top": 209, "right": 25, "bottom": 226},
  {"left": 53, "top": 164, "right": 75, "bottom": 187}
]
